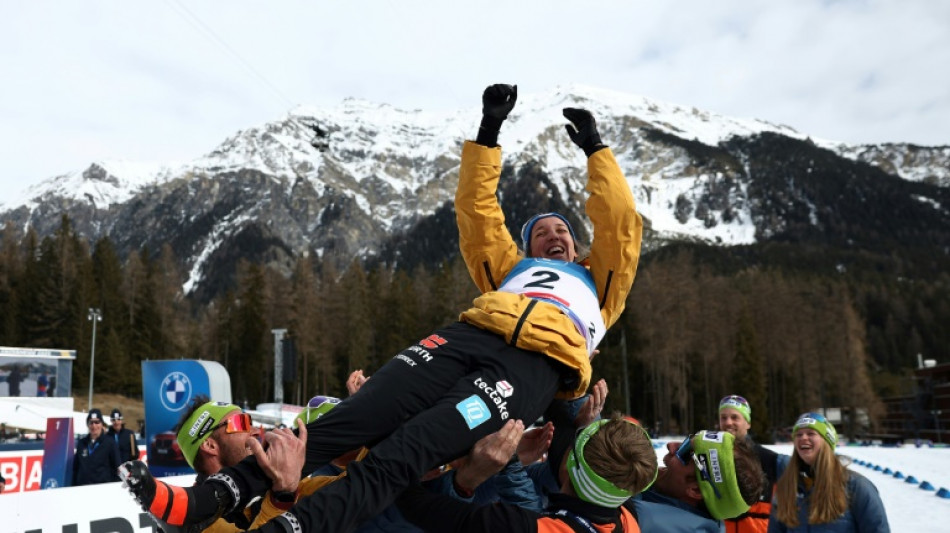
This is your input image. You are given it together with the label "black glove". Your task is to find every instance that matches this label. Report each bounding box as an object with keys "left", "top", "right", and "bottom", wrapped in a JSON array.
[
  {"left": 476, "top": 84, "right": 517, "bottom": 147},
  {"left": 563, "top": 108, "right": 606, "bottom": 157}
]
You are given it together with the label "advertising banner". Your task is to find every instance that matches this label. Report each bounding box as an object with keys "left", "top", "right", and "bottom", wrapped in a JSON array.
[
  {"left": 40, "top": 416, "right": 74, "bottom": 488},
  {"left": 141, "top": 360, "right": 230, "bottom": 477}
]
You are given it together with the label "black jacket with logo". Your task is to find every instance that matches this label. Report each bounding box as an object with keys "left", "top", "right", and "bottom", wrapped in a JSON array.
[{"left": 73, "top": 432, "right": 120, "bottom": 485}]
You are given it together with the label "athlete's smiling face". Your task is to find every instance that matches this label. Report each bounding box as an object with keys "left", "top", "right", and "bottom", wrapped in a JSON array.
[{"left": 529, "top": 216, "right": 577, "bottom": 262}]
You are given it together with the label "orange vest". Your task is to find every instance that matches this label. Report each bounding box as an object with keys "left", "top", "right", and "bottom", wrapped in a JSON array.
[
  {"left": 723, "top": 500, "right": 772, "bottom": 533},
  {"left": 536, "top": 506, "right": 641, "bottom": 533}
]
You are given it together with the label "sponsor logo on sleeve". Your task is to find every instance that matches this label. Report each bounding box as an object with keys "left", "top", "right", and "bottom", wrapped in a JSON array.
[
  {"left": 456, "top": 395, "right": 491, "bottom": 429},
  {"left": 473, "top": 377, "right": 512, "bottom": 420}
]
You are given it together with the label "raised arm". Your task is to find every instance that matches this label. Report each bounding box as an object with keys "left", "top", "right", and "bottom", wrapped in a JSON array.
[
  {"left": 563, "top": 108, "right": 643, "bottom": 328},
  {"left": 456, "top": 84, "right": 523, "bottom": 293}
]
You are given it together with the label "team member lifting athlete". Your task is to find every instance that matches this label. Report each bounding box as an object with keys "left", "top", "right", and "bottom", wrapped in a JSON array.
[{"left": 121, "top": 83, "right": 644, "bottom": 533}]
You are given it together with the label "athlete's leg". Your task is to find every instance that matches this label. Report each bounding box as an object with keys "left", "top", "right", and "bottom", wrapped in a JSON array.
[
  {"left": 125, "top": 323, "right": 476, "bottom": 528},
  {"left": 301, "top": 322, "right": 483, "bottom": 473},
  {"left": 280, "top": 341, "right": 564, "bottom": 533}
]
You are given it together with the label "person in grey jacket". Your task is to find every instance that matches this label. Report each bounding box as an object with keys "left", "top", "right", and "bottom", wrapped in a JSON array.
[{"left": 768, "top": 413, "right": 889, "bottom": 533}]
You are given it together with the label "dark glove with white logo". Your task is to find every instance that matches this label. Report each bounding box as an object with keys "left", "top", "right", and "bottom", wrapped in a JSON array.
[
  {"left": 563, "top": 107, "right": 606, "bottom": 157},
  {"left": 476, "top": 84, "right": 517, "bottom": 147}
]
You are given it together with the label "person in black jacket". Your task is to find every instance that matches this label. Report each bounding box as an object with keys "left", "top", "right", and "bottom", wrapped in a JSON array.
[
  {"left": 397, "top": 415, "right": 657, "bottom": 533},
  {"left": 73, "top": 408, "right": 120, "bottom": 486},
  {"left": 107, "top": 408, "right": 139, "bottom": 463}
]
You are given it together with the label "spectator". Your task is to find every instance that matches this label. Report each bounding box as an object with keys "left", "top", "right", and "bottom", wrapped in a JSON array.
[
  {"left": 718, "top": 395, "right": 789, "bottom": 533},
  {"left": 630, "top": 430, "right": 767, "bottom": 532},
  {"left": 48, "top": 375, "right": 57, "bottom": 397},
  {"left": 0, "top": 423, "right": 16, "bottom": 441},
  {"left": 107, "top": 408, "right": 140, "bottom": 463},
  {"left": 72, "top": 408, "right": 120, "bottom": 486},
  {"left": 769, "top": 413, "right": 889, "bottom": 532},
  {"left": 124, "top": 83, "right": 643, "bottom": 533},
  {"left": 7, "top": 365, "right": 22, "bottom": 397},
  {"left": 398, "top": 415, "right": 657, "bottom": 532},
  {"left": 36, "top": 371, "right": 49, "bottom": 397}
]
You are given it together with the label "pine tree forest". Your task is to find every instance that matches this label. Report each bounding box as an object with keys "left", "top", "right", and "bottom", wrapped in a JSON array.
[{"left": 2, "top": 216, "right": 947, "bottom": 443}]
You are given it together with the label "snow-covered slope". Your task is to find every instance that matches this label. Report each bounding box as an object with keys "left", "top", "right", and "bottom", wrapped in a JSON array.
[{"left": 1, "top": 85, "right": 947, "bottom": 298}]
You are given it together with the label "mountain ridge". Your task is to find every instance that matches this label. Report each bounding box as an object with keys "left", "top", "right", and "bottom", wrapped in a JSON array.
[{"left": 1, "top": 85, "right": 948, "bottom": 301}]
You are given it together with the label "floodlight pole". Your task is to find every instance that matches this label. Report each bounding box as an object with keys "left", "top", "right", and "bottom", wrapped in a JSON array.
[
  {"left": 87, "top": 308, "right": 102, "bottom": 412},
  {"left": 272, "top": 329, "right": 287, "bottom": 404}
]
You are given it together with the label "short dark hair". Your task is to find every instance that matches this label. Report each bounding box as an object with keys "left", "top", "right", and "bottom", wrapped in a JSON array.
[
  {"left": 582, "top": 413, "right": 657, "bottom": 494},
  {"left": 731, "top": 437, "right": 767, "bottom": 506},
  {"left": 173, "top": 394, "right": 211, "bottom": 435}
]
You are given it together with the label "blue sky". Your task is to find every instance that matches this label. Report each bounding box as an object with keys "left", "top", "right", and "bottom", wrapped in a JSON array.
[{"left": 2, "top": 0, "right": 948, "bottom": 197}]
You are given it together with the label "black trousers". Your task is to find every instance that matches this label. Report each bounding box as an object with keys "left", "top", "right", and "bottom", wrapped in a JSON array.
[{"left": 228, "top": 321, "right": 564, "bottom": 533}]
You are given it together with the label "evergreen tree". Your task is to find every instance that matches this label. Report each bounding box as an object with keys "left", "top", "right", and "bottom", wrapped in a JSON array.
[
  {"left": 336, "top": 260, "right": 372, "bottom": 385},
  {"left": 733, "top": 309, "right": 769, "bottom": 441},
  {"left": 233, "top": 262, "right": 269, "bottom": 405},
  {"left": 0, "top": 222, "right": 22, "bottom": 344},
  {"left": 289, "top": 255, "right": 320, "bottom": 403}
]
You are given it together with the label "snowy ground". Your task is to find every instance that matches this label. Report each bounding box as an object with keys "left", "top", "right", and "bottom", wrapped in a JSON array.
[{"left": 653, "top": 439, "right": 950, "bottom": 531}]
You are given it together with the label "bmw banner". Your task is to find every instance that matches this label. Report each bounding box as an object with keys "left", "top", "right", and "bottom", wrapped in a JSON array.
[{"left": 142, "top": 360, "right": 231, "bottom": 476}]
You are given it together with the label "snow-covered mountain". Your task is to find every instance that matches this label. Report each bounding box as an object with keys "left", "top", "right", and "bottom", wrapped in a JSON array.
[{"left": 2, "top": 85, "right": 948, "bottom": 301}]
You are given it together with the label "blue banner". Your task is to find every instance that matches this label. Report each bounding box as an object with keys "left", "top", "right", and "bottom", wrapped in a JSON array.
[{"left": 142, "top": 360, "right": 231, "bottom": 477}]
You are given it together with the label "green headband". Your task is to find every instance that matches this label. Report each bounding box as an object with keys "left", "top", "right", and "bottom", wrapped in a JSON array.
[
  {"left": 718, "top": 396, "right": 751, "bottom": 423},
  {"left": 177, "top": 401, "right": 241, "bottom": 468},
  {"left": 691, "top": 430, "right": 750, "bottom": 520},
  {"left": 793, "top": 412, "right": 837, "bottom": 451},
  {"left": 567, "top": 419, "right": 658, "bottom": 508}
]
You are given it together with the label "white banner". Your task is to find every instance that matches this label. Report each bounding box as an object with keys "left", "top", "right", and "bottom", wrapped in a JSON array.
[{"left": 0, "top": 473, "right": 195, "bottom": 533}]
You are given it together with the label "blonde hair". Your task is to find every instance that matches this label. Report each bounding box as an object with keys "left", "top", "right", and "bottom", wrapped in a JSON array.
[{"left": 775, "top": 438, "right": 849, "bottom": 526}]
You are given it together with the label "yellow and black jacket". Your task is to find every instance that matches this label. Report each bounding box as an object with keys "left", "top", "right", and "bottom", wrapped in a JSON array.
[{"left": 456, "top": 141, "right": 642, "bottom": 399}]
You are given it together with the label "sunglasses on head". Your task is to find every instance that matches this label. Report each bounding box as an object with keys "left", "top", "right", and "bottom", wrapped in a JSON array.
[
  {"left": 720, "top": 395, "right": 748, "bottom": 406},
  {"left": 192, "top": 412, "right": 253, "bottom": 444},
  {"left": 675, "top": 433, "right": 723, "bottom": 499},
  {"left": 674, "top": 434, "right": 695, "bottom": 465}
]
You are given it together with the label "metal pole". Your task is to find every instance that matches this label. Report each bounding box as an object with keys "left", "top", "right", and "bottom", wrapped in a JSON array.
[
  {"left": 272, "top": 329, "right": 287, "bottom": 404},
  {"left": 934, "top": 410, "right": 943, "bottom": 444},
  {"left": 87, "top": 308, "right": 102, "bottom": 412}
]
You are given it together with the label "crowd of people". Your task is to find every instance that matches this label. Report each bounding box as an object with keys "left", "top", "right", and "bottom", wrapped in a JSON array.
[
  {"left": 110, "top": 84, "right": 888, "bottom": 532},
  {"left": 1, "top": 364, "right": 56, "bottom": 397}
]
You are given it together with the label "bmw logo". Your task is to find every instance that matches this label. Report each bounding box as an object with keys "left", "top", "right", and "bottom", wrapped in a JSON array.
[{"left": 160, "top": 371, "right": 192, "bottom": 411}]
